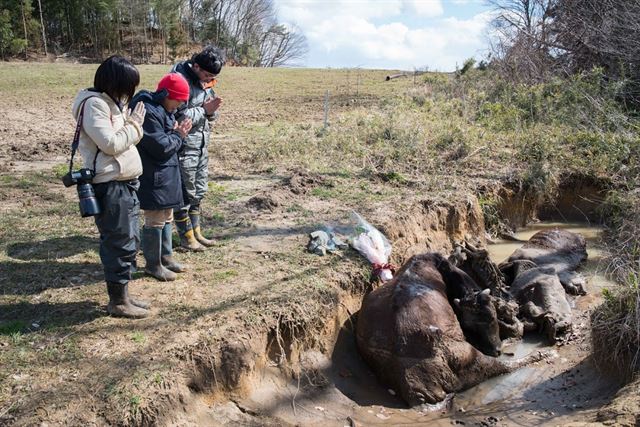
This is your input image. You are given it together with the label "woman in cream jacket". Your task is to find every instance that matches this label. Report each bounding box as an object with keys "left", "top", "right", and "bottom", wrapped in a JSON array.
[{"left": 71, "top": 55, "right": 149, "bottom": 318}]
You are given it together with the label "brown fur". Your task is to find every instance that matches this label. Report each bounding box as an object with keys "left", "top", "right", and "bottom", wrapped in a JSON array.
[{"left": 356, "top": 253, "right": 547, "bottom": 406}]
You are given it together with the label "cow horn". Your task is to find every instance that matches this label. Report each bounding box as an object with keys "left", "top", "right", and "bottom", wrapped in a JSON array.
[{"left": 481, "top": 288, "right": 491, "bottom": 296}]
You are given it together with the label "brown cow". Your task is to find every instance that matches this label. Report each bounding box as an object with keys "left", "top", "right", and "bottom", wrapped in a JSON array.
[{"left": 356, "top": 253, "right": 549, "bottom": 406}]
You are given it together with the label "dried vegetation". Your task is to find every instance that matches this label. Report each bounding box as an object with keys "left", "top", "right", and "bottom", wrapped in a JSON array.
[{"left": 0, "top": 61, "right": 639, "bottom": 424}]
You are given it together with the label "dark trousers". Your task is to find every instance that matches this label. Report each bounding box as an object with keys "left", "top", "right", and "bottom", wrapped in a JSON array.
[{"left": 93, "top": 180, "right": 140, "bottom": 285}]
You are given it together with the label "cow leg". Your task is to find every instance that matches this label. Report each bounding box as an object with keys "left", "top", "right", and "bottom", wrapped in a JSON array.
[{"left": 558, "top": 271, "right": 587, "bottom": 295}]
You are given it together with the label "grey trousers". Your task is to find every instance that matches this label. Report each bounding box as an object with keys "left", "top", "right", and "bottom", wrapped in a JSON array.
[
  {"left": 178, "top": 145, "right": 209, "bottom": 208},
  {"left": 93, "top": 180, "right": 140, "bottom": 285}
]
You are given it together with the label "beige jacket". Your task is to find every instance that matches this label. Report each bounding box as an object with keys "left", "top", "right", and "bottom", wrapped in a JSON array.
[{"left": 71, "top": 90, "right": 143, "bottom": 184}]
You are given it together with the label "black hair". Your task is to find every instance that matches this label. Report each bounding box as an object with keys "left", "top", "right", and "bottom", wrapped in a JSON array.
[
  {"left": 192, "top": 45, "right": 225, "bottom": 75},
  {"left": 93, "top": 55, "right": 140, "bottom": 103}
]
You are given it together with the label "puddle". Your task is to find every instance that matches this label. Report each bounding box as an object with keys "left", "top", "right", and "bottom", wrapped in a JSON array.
[{"left": 237, "top": 222, "right": 621, "bottom": 426}]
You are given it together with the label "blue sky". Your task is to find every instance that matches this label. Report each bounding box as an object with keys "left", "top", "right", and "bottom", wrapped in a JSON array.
[{"left": 273, "top": 0, "right": 494, "bottom": 71}]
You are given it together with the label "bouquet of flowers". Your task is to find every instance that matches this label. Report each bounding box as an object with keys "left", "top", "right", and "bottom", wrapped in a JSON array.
[{"left": 348, "top": 211, "right": 395, "bottom": 281}]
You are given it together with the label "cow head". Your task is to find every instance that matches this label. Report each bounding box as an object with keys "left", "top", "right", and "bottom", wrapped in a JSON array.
[{"left": 454, "top": 289, "right": 502, "bottom": 357}]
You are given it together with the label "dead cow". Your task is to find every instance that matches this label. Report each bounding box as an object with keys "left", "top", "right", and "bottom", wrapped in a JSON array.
[
  {"left": 448, "top": 243, "right": 523, "bottom": 340},
  {"left": 356, "top": 253, "right": 548, "bottom": 406},
  {"left": 508, "top": 266, "right": 573, "bottom": 342},
  {"left": 507, "top": 229, "right": 588, "bottom": 295},
  {"left": 436, "top": 255, "right": 519, "bottom": 349}
]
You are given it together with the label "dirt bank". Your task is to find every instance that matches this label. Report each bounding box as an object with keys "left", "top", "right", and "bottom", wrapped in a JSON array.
[
  {"left": 0, "top": 164, "right": 635, "bottom": 426},
  {"left": 167, "top": 222, "right": 628, "bottom": 427}
]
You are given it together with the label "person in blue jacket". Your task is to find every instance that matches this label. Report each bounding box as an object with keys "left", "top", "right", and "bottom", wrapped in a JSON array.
[{"left": 131, "top": 73, "right": 193, "bottom": 281}]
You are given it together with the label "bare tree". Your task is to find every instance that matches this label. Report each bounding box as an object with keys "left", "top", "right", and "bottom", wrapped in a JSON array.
[
  {"left": 36, "top": 0, "right": 46, "bottom": 55},
  {"left": 258, "top": 23, "right": 307, "bottom": 67},
  {"left": 487, "top": 0, "right": 557, "bottom": 82},
  {"left": 551, "top": 1, "right": 640, "bottom": 72}
]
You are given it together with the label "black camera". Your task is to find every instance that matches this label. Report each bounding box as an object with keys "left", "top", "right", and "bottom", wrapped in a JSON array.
[{"left": 61, "top": 168, "right": 101, "bottom": 217}]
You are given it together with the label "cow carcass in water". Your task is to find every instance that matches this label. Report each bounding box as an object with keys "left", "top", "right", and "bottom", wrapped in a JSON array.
[
  {"left": 507, "top": 266, "right": 573, "bottom": 342},
  {"left": 506, "top": 229, "right": 588, "bottom": 295},
  {"left": 355, "top": 253, "right": 548, "bottom": 406},
  {"left": 448, "top": 243, "right": 524, "bottom": 340}
]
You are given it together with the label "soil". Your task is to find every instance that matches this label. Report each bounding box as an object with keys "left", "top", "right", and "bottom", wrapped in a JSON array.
[
  {"left": 195, "top": 224, "right": 630, "bottom": 427},
  {"left": 0, "top": 64, "right": 638, "bottom": 427},
  {"left": 1, "top": 158, "right": 637, "bottom": 427}
]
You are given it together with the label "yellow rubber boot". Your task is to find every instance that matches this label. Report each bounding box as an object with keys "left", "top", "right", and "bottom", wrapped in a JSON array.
[
  {"left": 174, "top": 211, "right": 205, "bottom": 252},
  {"left": 190, "top": 211, "right": 215, "bottom": 247}
]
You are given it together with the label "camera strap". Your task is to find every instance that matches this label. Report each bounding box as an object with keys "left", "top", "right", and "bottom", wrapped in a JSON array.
[{"left": 68, "top": 96, "right": 100, "bottom": 175}]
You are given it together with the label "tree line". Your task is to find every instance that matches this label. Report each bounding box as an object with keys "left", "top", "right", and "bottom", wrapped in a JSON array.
[
  {"left": 488, "top": 0, "right": 640, "bottom": 103},
  {"left": 0, "top": 0, "right": 308, "bottom": 66}
]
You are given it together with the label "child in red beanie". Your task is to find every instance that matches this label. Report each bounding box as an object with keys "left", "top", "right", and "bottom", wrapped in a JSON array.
[{"left": 130, "top": 74, "right": 193, "bottom": 282}]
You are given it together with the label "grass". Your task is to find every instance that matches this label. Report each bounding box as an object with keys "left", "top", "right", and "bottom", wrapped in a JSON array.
[
  {"left": 131, "top": 331, "right": 146, "bottom": 344},
  {"left": 1, "top": 62, "right": 639, "bottom": 424},
  {"left": 0, "top": 320, "right": 26, "bottom": 335}
]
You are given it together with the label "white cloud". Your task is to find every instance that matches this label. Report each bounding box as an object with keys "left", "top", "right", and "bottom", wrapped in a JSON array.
[
  {"left": 278, "top": 0, "right": 403, "bottom": 21},
  {"left": 405, "top": 0, "right": 444, "bottom": 17},
  {"left": 274, "top": 0, "right": 492, "bottom": 70}
]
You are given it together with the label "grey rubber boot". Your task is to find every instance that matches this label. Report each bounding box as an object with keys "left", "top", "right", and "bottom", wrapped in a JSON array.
[
  {"left": 189, "top": 209, "right": 215, "bottom": 247},
  {"left": 161, "top": 223, "right": 187, "bottom": 273},
  {"left": 142, "top": 226, "right": 177, "bottom": 281},
  {"left": 126, "top": 283, "right": 151, "bottom": 309},
  {"left": 106, "top": 282, "right": 149, "bottom": 318},
  {"left": 174, "top": 209, "right": 205, "bottom": 252}
]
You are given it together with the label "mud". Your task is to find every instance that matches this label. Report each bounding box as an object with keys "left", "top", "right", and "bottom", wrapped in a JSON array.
[
  {"left": 247, "top": 170, "right": 330, "bottom": 211},
  {"left": 491, "top": 176, "right": 609, "bottom": 231},
  {"left": 204, "top": 223, "right": 618, "bottom": 427}
]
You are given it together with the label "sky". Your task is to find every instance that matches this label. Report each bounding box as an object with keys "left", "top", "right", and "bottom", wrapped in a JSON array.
[{"left": 273, "top": 0, "right": 494, "bottom": 71}]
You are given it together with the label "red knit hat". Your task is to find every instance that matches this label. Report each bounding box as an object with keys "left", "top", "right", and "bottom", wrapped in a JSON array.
[{"left": 156, "top": 73, "right": 190, "bottom": 101}]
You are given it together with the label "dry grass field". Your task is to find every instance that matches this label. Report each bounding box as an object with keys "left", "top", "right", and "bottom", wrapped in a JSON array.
[{"left": 0, "top": 62, "right": 638, "bottom": 426}]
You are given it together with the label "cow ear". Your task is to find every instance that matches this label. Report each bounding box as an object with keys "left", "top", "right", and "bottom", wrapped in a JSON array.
[{"left": 453, "top": 298, "right": 460, "bottom": 308}]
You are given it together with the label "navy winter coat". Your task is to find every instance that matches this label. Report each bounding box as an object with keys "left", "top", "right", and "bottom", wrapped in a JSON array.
[{"left": 130, "top": 90, "right": 185, "bottom": 210}]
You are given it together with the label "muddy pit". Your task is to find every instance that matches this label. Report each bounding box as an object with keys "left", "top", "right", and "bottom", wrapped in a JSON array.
[
  {"left": 170, "top": 218, "right": 623, "bottom": 426},
  {"left": 225, "top": 225, "right": 617, "bottom": 427}
]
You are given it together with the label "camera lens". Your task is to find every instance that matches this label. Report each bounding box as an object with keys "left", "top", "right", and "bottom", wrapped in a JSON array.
[
  {"left": 77, "top": 182, "right": 101, "bottom": 217},
  {"left": 61, "top": 172, "right": 75, "bottom": 188}
]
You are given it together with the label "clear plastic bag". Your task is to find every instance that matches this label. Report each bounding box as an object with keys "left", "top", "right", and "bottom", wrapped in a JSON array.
[{"left": 348, "top": 211, "right": 394, "bottom": 281}]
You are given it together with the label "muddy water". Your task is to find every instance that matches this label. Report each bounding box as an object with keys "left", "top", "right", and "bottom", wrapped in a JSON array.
[{"left": 239, "top": 223, "right": 621, "bottom": 427}]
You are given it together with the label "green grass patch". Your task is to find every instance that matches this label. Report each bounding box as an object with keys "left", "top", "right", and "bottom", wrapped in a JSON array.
[
  {"left": 0, "top": 320, "right": 27, "bottom": 335},
  {"left": 131, "top": 331, "right": 146, "bottom": 344}
]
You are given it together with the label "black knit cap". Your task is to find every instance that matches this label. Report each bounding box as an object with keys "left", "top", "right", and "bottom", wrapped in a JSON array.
[{"left": 192, "top": 45, "right": 225, "bottom": 75}]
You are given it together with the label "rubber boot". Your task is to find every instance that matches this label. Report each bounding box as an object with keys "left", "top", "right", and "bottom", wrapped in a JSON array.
[
  {"left": 161, "top": 223, "right": 187, "bottom": 273},
  {"left": 174, "top": 209, "right": 205, "bottom": 252},
  {"left": 142, "top": 226, "right": 177, "bottom": 281},
  {"left": 189, "top": 210, "right": 215, "bottom": 247},
  {"left": 126, "top": 283, "right": 151, "bottom": 309},
  {"left": 106, "top": 282, "right": 149, "bottom": 318}
]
